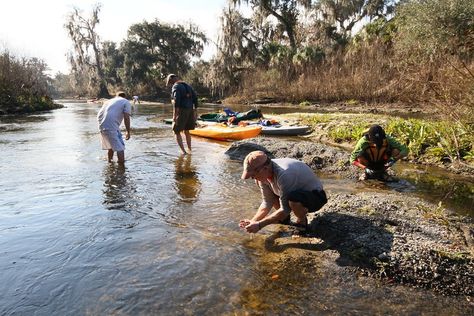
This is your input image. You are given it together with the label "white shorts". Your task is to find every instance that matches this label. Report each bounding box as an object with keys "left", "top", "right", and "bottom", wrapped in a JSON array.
[{"left": 100, "top": 130, "right": 125, "bottom": 152}]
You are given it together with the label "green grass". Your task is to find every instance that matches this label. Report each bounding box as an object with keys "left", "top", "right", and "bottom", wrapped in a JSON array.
[
  {"left": 328, "top": 122, "right": 368, "bottom": 143},
  {"left": 299, "top": 100, "right": 311, "bottom": 107}
]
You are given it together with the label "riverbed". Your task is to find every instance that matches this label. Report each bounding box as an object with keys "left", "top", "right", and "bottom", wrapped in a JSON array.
[{"left": 0, "top": 101, "right": 471, "bottom": 315}]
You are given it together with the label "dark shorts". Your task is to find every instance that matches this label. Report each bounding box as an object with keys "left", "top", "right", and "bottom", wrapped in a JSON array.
[
  {"left": 172, "top": 107, "right": 195, "bottom": 133},
  {"left": 288, "top": 189, "right": 327, "bottom": 213}
]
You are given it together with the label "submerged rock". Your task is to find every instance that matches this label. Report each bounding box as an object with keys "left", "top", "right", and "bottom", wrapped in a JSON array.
[{"left": 226, "top": 138, "right": 474, "bottom": 296}]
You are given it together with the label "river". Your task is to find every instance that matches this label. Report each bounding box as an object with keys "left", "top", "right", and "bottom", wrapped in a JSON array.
[{"left": 0, "top": 101, "right": 471, "bottom": 315}]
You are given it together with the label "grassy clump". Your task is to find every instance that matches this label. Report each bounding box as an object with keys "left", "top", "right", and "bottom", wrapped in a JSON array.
[{"left": 299, "top": 100, "right": 311, "bottom": 107}]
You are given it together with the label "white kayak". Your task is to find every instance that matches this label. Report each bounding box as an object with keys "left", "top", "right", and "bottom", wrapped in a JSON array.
[{"left": 261, "top": 124, "right": 311, "bottom": 136}]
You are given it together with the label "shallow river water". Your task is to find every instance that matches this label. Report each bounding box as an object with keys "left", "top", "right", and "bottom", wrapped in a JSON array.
[{"left": 0, "top": 101, "right": 472, "bottom": 315}]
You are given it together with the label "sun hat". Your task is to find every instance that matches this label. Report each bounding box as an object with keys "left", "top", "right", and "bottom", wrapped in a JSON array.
[{"left": 241, "top": 151, "right": 269, "bottom": 179}]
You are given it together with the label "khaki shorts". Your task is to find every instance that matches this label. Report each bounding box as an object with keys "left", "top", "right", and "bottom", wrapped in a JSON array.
[{"left": 172, "top": 108, "right": 196, "bottom": 133}]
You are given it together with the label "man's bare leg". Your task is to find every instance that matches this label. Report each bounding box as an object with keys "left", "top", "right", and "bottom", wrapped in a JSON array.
[
  {"left": 175, "top": 132, "right": 187, "bottom": 155},
  {"left": 289, "top": 201, "right": 308, "bottom": 226},
  {"left": 108, "top": 149, "right": 114, "bottom": 162},
  {"left": 184, "top": 130, "right": 192, "bottom": 153},
  {"left": 117, "top": 151, "right": 125, "bottom": 164}
]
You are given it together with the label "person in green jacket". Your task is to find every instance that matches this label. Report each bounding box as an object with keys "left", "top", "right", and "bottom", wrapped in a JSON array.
[{"left": 350, "top": 125, "right": 408, "bottom": 181}]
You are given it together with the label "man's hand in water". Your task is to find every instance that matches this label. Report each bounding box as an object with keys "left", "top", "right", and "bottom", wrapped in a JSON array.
[
  {"left": 365, "top": 168, "right": 375, "bottom": 176},
  {"left": 244, "top": 221, "right": 260, "bottom": 233},
  {"left": 384, "top": 158, "right": 396, "bottom": 169},
  {"left": 239, "top": 219, "right": 250, "bottom": 228}
]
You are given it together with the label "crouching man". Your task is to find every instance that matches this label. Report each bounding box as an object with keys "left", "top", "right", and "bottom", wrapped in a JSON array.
[
  {"left": 350, "top": 124, "right": 408, "bottom": 181},
  {"left": 239, "top": 151, "right": 327, "bottom": 233}
]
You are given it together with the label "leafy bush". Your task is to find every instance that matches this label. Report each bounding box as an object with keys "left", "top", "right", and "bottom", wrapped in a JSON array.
[
  {"left": 386, "top": 118, "right": 473, "bottom": 163},
  {"left": 395, "top": 0, "right": 474, "bottom": 62},
  {"left": 0, "top": 50, "right": 59, "bottom": 114}
]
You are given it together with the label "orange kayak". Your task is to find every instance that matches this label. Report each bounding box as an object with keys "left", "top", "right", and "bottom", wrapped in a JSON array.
[{"left": 189, "top": 124, "right": 262, "bottom": 141}]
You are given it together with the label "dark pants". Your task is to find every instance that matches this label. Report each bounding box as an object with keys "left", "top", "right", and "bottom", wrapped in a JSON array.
[{"left": 288, "top": 189, "right": 327, "bottom": 213}]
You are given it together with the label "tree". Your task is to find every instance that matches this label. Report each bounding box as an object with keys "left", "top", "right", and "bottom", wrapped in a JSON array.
[
  {"left": 206, "top": 6, "right": 253, "bottom": 96},
  {"left": 121, "top": 20, "right": 206, "bottom": 95},
  {"left": 394, "top": 0, "right": 474, "bottom": 129},
  {"left": 51, "top": 72, "right": 76, "bottom": 98},
  {"left": 231, "top": 0, "right": 313, "bottom": 50},
  {"left": 65, "top": 3, "right": 109, "bottom": 98},
  {"left": 0, "top": 50, "right": 57, "bottom": 114},
  {"left": 314, "top": 0, "right": 395, "bottom": 34},
  {"left": 306, "top": 0, "right": 395, "bottom": 49},
  {"left": 395, "top": 0, "right": 474, "bottom": 64},
  {"left": 101, "top": 41, "right": 124, "bottom": 88}
]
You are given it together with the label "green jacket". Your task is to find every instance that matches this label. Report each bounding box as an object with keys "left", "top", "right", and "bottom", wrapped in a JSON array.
[{"left": 350, "top": 135, "right": 408, "bottom": 164}]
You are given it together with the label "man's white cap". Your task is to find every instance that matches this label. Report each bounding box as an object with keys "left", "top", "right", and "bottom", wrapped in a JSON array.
[{"left": 166, "top": 74, "right": 177, "bottom": 86}]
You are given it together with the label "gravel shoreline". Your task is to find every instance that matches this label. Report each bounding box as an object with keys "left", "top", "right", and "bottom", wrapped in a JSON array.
[{"left": 226, "top": 138, "right": 474, "bottom": 296}]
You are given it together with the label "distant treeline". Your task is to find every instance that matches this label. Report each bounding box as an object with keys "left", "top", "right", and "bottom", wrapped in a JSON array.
[
  {"left": 55, "top": 1, "right": 472, "bottom": 123},
  {"left": 0, "top": 51, "right": 62, "bottom": 114},
  {"left": 205, "top": 0, "right": 473, "bottom": 127},
  {"left": 1, "top": 0, "right": 472, "bottom": 123}
]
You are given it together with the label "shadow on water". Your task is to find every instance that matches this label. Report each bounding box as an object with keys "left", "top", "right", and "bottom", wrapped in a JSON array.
[
  {"left": 264, "top": 213, "right": 393, "bottom": 269},
  {"left": 174, "top": 154, "right": 201, "bottom": 203}
]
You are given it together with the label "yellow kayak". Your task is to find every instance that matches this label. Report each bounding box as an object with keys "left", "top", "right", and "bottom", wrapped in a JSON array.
[{"left": 189, "top": 124, "right": 262, "bottom": 141}]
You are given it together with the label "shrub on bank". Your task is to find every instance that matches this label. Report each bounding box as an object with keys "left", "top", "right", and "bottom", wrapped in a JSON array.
[
  {"left": 0, "top": 93, "right": 62, "bottom": 115},
  {"left": 0, "top": 50, "right": 60, "bottom": 115}
]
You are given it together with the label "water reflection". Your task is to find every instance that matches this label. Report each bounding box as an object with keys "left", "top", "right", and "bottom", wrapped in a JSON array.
[
  {"left": 174, "top": 154, "right": 201, "bottom": 203},
  {"left": 398, "top": 166, "right": 474, "bottom": 216},
  {"left": 102, "top": 164, "right": 136, "bottom": 210}
]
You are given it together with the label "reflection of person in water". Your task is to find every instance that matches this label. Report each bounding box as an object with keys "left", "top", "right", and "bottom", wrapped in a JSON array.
[
  {"left": 174, "top": 154, "right": 201, "bottom": 202},
  {"left": 102, "top": 164, "right": 135, "bottom": 210}
]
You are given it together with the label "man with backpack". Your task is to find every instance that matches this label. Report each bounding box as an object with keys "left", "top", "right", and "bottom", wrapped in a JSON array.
[{"left": 166, "top": 74, "right": 198, "bottom": 155}]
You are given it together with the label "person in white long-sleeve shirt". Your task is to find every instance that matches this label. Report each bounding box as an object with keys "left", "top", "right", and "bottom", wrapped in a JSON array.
[{"left": 239, "top": 151, "right": 327, "bottom": 234}]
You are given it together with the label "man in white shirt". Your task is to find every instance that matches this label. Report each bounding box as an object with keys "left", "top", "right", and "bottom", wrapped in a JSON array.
[
  {"left": 97, "top": 91, "right": 132, "bottom": 164},
  {"left": 239, "top": 151, "right": 327, "bottom": 234}
]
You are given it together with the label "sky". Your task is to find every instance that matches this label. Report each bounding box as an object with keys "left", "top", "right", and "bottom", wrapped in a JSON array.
[{"left": 0, "top": 0, "right": 231, "bottom": 75}]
